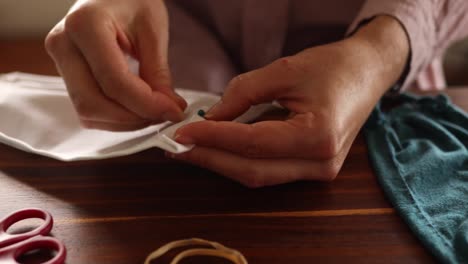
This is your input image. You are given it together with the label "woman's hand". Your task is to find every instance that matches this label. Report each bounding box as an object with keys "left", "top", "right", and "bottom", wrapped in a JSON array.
[
  {"left": 170, "top": 16, "right": 409, "bottom": 187},
  {"left": 45, "top": 0, "right": 187, "bottom": 131}
]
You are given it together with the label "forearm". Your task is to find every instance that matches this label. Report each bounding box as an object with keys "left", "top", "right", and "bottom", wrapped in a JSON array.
[
  {"left": 349, "top": 0, "right": 468, "bottom": 91},
  {"left": 347, "top": 16, "right": 410, "bottom": 96}
]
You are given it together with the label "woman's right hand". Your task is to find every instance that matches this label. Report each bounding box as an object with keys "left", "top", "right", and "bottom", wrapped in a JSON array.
[{"left": 45, "top": 0, "right": 187, "bottom": 131}]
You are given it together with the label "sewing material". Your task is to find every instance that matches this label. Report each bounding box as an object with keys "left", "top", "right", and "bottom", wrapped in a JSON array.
[
  {"left": 0, "top": 72, "right": 275, "bottom": 161},
  {"left": 365, "top": 94, "right": 468, "bottom": 264},
  {"left": 144, "top": 238, "right": 247, "bottom": 264}
]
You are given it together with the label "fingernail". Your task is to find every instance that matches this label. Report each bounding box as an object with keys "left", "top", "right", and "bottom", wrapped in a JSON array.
[
  {"left": 175, "top": 93, "right": 185, "bottom": 103},
  {"left": 174, "top": 93, "right": 188, "bottom": 109},
  {"left": 174, "top": 133, "right": 194, "bottom": 144},
  {"left": 205, "top": 100, "right": 223, "bottom": 119},
  {"left": 162, "top": 111, "right": 184, "bottom": 123}
]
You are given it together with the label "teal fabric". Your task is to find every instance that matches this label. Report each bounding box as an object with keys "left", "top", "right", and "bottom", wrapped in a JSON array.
[{"left": 365, "top": 93, "right": 468, "bottom": 264}]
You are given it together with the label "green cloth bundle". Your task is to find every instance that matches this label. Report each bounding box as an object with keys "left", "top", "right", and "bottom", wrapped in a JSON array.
[{"left": 365, "top": 94, "right": 468, "bottom": 264}]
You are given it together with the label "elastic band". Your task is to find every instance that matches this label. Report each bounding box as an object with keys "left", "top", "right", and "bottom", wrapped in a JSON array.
[{"left": 144, "top": 238, "right": 248, "bottom": 264}]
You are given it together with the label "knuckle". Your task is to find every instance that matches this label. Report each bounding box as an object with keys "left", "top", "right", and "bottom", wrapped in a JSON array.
[
  {"left": 137, "top": 5, "right": 167, "bottom": 28},
  {"left": 273, "top": 57, "right": 292, "bottom": 69},
  {"left": 294, "top": 113, "right": 342, "bottom": 160},
  {"left": 227, "top": 72, "right": 253, "bottom": 94},
  {"left": 64, "top": 5, "right": 96, "bottom": 35},
  {"left": 227, "top": 74, "right": 245, "bottom": 93},
  {"left": 305, "top": 119, "right": 341, "bottom": 159},
  {"left": 152, "top": 67, "right": 171, "bottom": 78},
  {"left": 143, "top": 67, "right": 172, "bottom": 87},
  {"left": 64, "top": 14, "right": 84, "bottom": 35},
  {"left": 226, "top": 72, "right": 259, "bottom": 105},
  {"left": 320, "top": 159, "right": 342, "bottom": 182},
  {"left": 44, "top": 28, "right": 66, "bottom": 55},
  {"left": 273, "top": 56, "right": 306, "bottom": 76},
  {"left": 317, "top": 132, "right": 341, "bottom": 159}
]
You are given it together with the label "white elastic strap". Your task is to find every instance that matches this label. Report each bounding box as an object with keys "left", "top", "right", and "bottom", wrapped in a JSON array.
[{"left": 144, "top": 238, "right": 248, "bottom": 264}]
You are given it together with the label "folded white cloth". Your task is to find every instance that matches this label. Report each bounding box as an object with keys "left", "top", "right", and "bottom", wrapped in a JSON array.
[{"left": 0, "top": 72, "right": 272, "bottom": 161}]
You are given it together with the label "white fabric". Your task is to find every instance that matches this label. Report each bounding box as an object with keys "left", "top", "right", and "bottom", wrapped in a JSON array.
[{"left": 0, "top": 72, "right": 272, "bottom": 161}]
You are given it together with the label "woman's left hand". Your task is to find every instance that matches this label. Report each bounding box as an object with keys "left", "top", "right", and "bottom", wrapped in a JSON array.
[{"left": 168, "top": 16, "right": 409, "bottom": 187}]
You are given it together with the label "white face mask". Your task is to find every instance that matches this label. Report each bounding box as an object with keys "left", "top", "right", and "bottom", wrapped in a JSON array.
[{"left": 0, "top": 73, "right": 272, "bottom": 161}]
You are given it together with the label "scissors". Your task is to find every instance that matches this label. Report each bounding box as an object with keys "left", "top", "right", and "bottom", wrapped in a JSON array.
[{"left": 0, "top": 208, "right": 66, "bottom": 264}]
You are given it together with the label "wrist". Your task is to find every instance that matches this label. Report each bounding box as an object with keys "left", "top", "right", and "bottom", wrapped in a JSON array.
[{"left": 347, "top": 15, "right": 410, "bottom": 95}]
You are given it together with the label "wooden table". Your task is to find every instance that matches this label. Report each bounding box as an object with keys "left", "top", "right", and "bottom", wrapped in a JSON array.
[{"left": 1, "top": 39, "right": 466, "bottom": 264}]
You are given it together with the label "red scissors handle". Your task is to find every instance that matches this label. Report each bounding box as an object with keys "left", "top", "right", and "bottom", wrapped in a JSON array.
[
  {"left": 0, "top": 208, "right": 53, "bottom": 248},
  {"left": 0, "top": 236, "right": 66, "bottom": 264}
]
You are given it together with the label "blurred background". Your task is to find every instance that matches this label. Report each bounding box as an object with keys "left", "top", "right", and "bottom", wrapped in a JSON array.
[
  {"left": 0, "top": 0, "right": 467, "bottom": 85},
  {"left": 0, "top": 0, "right": 72, "bottom": 38}
]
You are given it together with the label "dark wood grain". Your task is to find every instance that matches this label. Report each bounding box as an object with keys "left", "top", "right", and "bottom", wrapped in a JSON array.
[
  {"left": 2, "top": 39, "right": 464, "bottom": 264},
  {"left": 0, "top": 39, "right": 58, "bottom": 76}
]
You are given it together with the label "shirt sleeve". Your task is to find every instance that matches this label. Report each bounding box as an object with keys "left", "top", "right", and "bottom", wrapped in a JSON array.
[{"left": 348, "top": 0, "right": 468, "bottom": 91}]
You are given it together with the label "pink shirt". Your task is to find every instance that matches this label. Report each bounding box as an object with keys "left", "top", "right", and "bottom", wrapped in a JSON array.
[{"left": 174, "top": 0, "right": 468, "bottom": 91}]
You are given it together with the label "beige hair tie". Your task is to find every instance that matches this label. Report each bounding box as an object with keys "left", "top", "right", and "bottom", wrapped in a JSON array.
[{"left": 144, "top": 238, "right": 248, "bottom": 264}]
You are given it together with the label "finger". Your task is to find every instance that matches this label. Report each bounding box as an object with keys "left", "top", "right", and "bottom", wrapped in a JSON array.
[
  {"left": 133, "top": 8, "right": 187, "bottom": 110},
  {"left": 168, "top": 147, "right": 337, "bottom": 188},
  {"left": 206, "top": 57, "right": 299, "bottom": 121},
  {"left": 175, "top": 113, "right": 334, "bottom": 159},
  {"left": 64, "top": 10, "right": 184, "bottom": 122},
  {"left": 45, "top": 28, "right": 152, "bottom": 129}
]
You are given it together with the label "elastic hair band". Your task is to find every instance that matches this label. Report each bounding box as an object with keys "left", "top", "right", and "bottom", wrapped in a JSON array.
[{"left": 144, "top": 238, "right": 248, "bottom": 264}]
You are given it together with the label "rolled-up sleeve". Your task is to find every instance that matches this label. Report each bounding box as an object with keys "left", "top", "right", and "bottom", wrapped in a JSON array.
[{"left": 349, "top": 0, "right": 468, "bottom": 91}]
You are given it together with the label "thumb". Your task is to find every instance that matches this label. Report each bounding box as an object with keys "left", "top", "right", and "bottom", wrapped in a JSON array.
[
  {"left": 135, "top": 11, "right": 187, "bottom": 110},
  {"left": 206, "top": 57, "right": 295, "bottom": 121}
]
